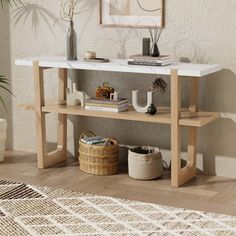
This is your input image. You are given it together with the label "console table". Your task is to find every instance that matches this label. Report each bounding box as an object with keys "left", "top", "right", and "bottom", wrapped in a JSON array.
[{"left": 15, "top": 56, "right": 221, "bottom": 187}]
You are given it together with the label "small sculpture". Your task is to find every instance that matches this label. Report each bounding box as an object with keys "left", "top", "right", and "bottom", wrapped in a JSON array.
[
  {"left": 132, "top": 90, "right": 153, "bottom": 113},
  {"left": 96, "top": 82, "right": 114, "bottom": 99},
  {"left": 66, "top": 83, "right": 89, "bottom": 107},
  {"left": 132, "top": 78, "right": 167, "bottom": 114},
  {"left": 110, "top": 92, "right": 121, "bottom": 102}
]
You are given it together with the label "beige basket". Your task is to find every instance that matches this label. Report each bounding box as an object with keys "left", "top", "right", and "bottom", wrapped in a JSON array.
[
  {"left": 128, "top": 147, "right": 163, "bottom": 180},
  {"left": 78, "top": 130, "right": 119, "bottom": 176}
]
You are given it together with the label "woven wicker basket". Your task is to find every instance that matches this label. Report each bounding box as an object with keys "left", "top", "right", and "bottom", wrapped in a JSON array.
[{"left": 79, "top": 131, "right": 119, "bottom": 176}]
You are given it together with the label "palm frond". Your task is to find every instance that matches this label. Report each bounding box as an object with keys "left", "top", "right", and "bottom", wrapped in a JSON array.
[
  {"left": 0, "top": 75, "right": 13, "bottom": 113},
  {"left": 0, "top": 96, "right": 7, "bottom": 113},
  {"left": 0, "top": 0, "right": 23, "bottom": 8}
]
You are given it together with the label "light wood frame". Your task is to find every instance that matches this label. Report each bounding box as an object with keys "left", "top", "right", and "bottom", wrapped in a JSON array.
[
  {"left": 33, "top": 62, "right": 68, "bottom": 168},
  {"left": 32, "top": 61, "right": 201, "bottom": 187},
  {"left": 171, "top": 70, "right": 199, "bottom": 187},
  {"left": 99, "top": 0, "right": 165, "bottom": 28}
]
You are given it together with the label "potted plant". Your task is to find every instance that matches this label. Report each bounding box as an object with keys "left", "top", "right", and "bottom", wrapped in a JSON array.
[
  {"left": 0, "top": 0, "right": 20, "bottom": 161},
  {"left": 0, "top": 75, "right": 12, "bottom": 161}
]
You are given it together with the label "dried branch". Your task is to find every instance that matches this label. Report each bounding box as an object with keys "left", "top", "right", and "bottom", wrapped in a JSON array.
[{"left": 58, "top": 0, "right": 82, "bottom": 23}]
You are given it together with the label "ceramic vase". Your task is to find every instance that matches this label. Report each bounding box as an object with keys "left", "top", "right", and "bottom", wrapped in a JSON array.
[
  {"left": 132, "top": 90, "right": 153, "bottom": 113},
  {"left": 151, "top": 43, "right": 160, "bottom": 57},
  {"left": 67, "top": 21, "right": 77, "bottom": 61}
]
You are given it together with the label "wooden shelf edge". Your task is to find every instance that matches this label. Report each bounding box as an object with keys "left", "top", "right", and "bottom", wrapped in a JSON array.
[
  {"left": 179, "top": 111, "right": 220, "bottom": 127},
  {"left": 18, "top": 100, "right": 66, "bottom": 112},
  {"left": 41, "top": 105, "right": 220, "bottom": 128}
]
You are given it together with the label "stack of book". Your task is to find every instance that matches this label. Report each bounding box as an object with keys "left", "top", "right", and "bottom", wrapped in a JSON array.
[
  {"left": 81, "top": 136, "right": 108, "bottom": 145},
  {"left": 128, "top": 54, "right": 173, "bottom": 67},
  {"left": 85, "top": 98, "right": 129, "bottom": 112}
]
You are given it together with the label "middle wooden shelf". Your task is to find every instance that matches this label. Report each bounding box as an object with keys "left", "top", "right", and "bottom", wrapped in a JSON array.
[{"left": 41, "top": 104, "right": 219, "bottom": 127}]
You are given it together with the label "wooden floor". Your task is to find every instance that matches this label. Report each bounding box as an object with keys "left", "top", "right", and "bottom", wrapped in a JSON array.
[{"left": 1, "top": 151, "right": 236, "bottom": 216}]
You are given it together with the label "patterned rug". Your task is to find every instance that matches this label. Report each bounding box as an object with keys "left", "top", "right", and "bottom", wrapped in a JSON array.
[{"left": 0, "top": 180, "right": 235, "bottom": 236}]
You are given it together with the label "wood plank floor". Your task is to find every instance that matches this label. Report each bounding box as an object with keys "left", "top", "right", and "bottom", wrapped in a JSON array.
[{"left": 1, "top": 151, "right": 236, "bottom": 216}]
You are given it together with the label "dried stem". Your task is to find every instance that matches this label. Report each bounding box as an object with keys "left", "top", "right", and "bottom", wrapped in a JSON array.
[{"left": 57, "top": 0, "right": 82, "bottom": 23}]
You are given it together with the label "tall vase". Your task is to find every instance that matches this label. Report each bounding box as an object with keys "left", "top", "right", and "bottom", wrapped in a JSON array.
[{"left": 67, "top": 21, "right": 77, "bottom": 61}]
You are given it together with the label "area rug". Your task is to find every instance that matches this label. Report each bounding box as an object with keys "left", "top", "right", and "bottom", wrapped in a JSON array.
[{"left": 0, "top": 180, "right": 236, "bottom": 236}]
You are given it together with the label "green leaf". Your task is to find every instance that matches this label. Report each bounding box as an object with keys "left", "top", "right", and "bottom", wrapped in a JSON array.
[
  {"left": 0, "top": 85, "right": 14, "bottom": 96},
  {"left": 0, "top": 74, "right": 14, "bottom": 113},
  {"left": 0, "top": 96, "right": 7, "bottom": 113}
]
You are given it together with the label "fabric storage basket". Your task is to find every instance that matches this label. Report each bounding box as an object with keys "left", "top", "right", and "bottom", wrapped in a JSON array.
[
  {"left": 79, "top": 131, "right": 119, "bottom": 176},
  {"left": 128, "top": 147, "right": 163, "bottom": 180}
]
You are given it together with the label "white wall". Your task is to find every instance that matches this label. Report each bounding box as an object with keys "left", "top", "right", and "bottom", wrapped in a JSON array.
[{"left": 2, "top": 0, "right": 236, "bottom": 178}]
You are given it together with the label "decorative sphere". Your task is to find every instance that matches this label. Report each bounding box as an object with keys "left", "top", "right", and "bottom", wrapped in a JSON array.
[{"left": 146, "top": 104, "right": 157, "bottom": 115}]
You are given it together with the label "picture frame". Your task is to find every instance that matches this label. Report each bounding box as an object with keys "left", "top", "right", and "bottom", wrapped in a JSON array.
[{"left": 100, "top": 0, "right": 164, "bottom": 28}]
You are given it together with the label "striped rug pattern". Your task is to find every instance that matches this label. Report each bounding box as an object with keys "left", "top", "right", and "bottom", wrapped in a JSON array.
[{"left": 0, "top": 180, "right": 235, "bottom": 235}]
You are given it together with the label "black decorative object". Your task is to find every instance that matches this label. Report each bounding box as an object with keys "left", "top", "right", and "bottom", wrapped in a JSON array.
[
  {"left": 144, "top": 78, "right": 167, "bottom": 116},
  {"left": 142, "top": 38, "right": 150, "bottom": 56},
  {"left": 149, "top": 28, "right": 162, "bottom": 57},
  {"left": 151, "top": 43, "right": 160, "bottom": 57},
  {"left": 67, "top": 21, "right": 77, "bottom": 61},
  {"left": 146, "top": 104, "right": 157, "bottom": 115},
  {"left": 152, "top": 78, "right": 167, "bottom": 94}
]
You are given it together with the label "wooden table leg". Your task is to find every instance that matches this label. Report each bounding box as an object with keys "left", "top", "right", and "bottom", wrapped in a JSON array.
[
  {"left": 171, "top": 72, "right": 200, "bottom": 187},
  {"left": 57, "top": 68, "right": 68, "bottom": 161},
  {"left": 179, "top": 78, "right": 199, "bottom": 185},
  {"left": 189, "top": 78, "right": 199, "bottom": 113},
  {"left": 33, "top": 62, "right": 68, "bottom": 168},
  {"left": 171, "top": 69, "right": 182, "bottom": 187},
  {"left": 33, "top": 61, "right": 46, "bottom": 169}
]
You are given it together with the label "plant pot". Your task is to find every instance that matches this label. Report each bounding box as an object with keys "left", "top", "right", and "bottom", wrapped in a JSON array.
[
  {"left": 0, "top": 119, "right": 7, "bottom": 162},
  {"left": 128, "top": 146, "right": 163, "bottom": 180}
]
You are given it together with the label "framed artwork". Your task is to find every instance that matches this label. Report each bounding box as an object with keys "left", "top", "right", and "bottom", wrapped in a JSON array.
[{"left": 100, "top": 0, "right": 164, "bottom": 28}]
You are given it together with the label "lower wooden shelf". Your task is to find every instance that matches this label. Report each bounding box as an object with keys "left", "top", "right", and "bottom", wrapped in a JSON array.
[{"left": 40, "top": 105, "right": 219, "bottom": 128}]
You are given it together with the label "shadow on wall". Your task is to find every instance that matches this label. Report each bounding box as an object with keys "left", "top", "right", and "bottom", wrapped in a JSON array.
[
  {"left": 0, "top": 5, "right": 13, "bottom": 150},
  {"left": 12, "top": 2, "right": 62, "bottom": 34},
  {"left": 11, "top": 0, "right": 97, "bottom": 35},
  {"left": 199, "top": 69, "right": 236, "bottom": 177},
  {"left": 74, "top": 68, "right": 236, "bottom": 178}
]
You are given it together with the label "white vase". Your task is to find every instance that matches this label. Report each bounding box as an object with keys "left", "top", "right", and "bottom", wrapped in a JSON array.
[{"left": 0, "top": 119, "right": 7, "bottom": 162}]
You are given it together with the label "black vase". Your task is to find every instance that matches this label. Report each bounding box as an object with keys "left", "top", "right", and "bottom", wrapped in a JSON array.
[
  {"left": 67, "top": 21, "right": 77, "bottom": 61},
  {"left": 151, "top": 43, "right": 160, "bottom": 57}
]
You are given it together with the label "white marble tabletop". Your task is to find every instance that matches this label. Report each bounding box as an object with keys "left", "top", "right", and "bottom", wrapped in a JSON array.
[{"left": 15, "top": 56, "right": 221, "bottom": 77}]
